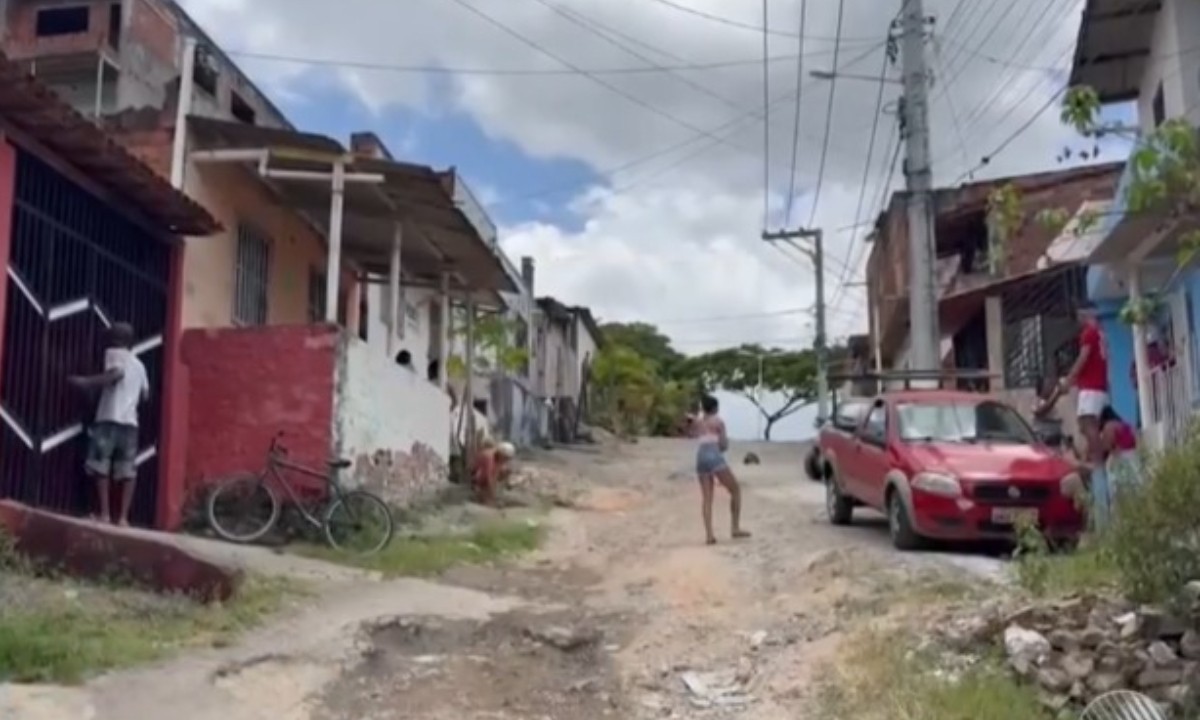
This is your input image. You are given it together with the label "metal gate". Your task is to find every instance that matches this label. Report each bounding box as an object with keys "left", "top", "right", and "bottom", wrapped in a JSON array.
[{"left": 0, "top": 149, "right": 169, "bottom": 526}]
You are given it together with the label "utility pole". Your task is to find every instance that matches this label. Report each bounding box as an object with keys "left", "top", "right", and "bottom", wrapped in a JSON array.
[
  {"left": 898, "top": 0, "right": 940, "bottom": 376},
  {"left": 762, "top": 228, "right": 828, "bottom": 422}
]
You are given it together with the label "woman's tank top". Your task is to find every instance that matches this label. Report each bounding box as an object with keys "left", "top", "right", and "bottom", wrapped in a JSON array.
[
  {"left": 1111, "top": 421, "right": 1137, "bottom": 451},
  {"left": 696, "top": 415, "right": 721, "bottom": 448}
]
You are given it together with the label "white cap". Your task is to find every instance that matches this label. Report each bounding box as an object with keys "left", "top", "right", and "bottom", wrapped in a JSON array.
[{"left": 496, "top": 442, "right": 515, "bottom": 458}]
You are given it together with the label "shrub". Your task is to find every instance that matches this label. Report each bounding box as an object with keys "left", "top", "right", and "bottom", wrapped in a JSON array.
[{"left": 1105, "top": 427, "right": 1200, "bottom": 608}]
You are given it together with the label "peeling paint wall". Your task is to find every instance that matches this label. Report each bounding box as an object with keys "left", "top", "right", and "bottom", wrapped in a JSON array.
[{"left": 334, "top": 332, "right": 450, "bottom": 508}]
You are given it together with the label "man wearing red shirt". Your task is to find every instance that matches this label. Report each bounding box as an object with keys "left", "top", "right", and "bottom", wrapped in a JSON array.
[{"left": 1060, "top": 301, "right": 1109, "bottom": 464}]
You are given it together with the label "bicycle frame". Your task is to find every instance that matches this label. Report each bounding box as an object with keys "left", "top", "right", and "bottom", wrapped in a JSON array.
[{"left": 259, "top": 448, "right": 346, "bottom": 528}]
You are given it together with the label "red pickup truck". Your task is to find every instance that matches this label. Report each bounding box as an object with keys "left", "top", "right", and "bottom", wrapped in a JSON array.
[
  {"left": 805, "top": 397, "right": 871, "bottom": 482},
  {"left": 816, "top": 387, "right": 1085, "bottom": 550}
]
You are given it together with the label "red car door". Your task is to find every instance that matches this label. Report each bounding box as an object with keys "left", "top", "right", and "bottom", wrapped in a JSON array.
[{"left": 851, "top": 400, "right": 891, "bottom": 510}]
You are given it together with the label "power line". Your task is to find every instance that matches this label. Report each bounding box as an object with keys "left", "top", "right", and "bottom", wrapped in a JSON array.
[
  {"left": 224, "top": 48, "right": 820, "bottom": 76},
  {"left": 762, "top": 0, "right": 771, "bottom": 229},
  {"left": 804, "top": 0, "right": 846, "bottom": 227},
  {"left": 831, "top": 128, "right": 901, "bottom": 313},
  {"left": 442, "top": 0, "right": 773, "bottom": 160},
  {"left": 495, "top": 40, "right": 887, "bottom": 206},
  {"left": 536, "top": 0, "right": 691, "bottom": 64},
  {"left": 830, "top": 48, "right": 892, "bottom": 305},
  {"left": 782, "top": 0, "right": 808, "bottom": 226},
  {"left": 655, "top": 306, "right": 812, "bottom": 325},
  {"left": 638, "top": 0, "right": 879, "bottom": 43},
  {"left": 931, "top": 35, "right": 969, "bottom": 171}
]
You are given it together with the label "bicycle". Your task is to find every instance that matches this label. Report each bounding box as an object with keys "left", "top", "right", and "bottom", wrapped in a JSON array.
[{"left": 205, "top": 431, "right": 395, "bottom": 555}]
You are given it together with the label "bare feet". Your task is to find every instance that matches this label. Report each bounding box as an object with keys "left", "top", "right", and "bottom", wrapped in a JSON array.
[
  {"left": 117, "top": 518, "right": 130, "bottom": 528},
  {"left": 705, "top": 536, "right": 717, "bottom": 546},
  {"left": 732, "top": 530, "right": 752, "bottom": 539}
]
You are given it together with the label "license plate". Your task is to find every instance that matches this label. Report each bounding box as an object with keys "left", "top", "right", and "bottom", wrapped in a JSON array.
[{"left": 991, "top": 508, "right": 1038, "bottom": 525}]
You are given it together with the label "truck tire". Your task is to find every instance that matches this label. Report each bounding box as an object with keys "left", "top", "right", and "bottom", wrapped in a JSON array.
[
  {"left": 804, "top": 448, "right": 822, "bottom": 481},
  {"left": 887, "top": 488, "right": 924, "bottom": 551},
  {"left": 825, "top": 469, "right": 854, "bottom": 526}
]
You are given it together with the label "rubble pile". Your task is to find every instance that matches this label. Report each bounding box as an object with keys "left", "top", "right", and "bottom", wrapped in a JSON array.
[{"left": 934, "top": 581, "right": 1200, "bottom": 717}]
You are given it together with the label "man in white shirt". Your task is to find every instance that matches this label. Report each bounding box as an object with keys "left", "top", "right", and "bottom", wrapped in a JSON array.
[{"left": 68, "top": 322, "right": 149, "bottom": 526}]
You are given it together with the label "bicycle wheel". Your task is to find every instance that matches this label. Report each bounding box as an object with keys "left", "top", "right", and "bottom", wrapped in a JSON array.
[
  {"left": 323, "top": 491, "right": 394, "bottom": 555},
  {"left": 207, "top": 473, "right": 280, "bottom": 543}
]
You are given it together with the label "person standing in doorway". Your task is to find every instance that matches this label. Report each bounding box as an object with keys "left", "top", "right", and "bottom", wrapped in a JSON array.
[
  {"left": 68, "top": 323, "right": 148, "bottom": 526},
  {"left": 1059, "top": 301, "right": 1109, "bottom": 468},
  {"left": 691, "top": 394, "right": 750, "bottom": 546}
]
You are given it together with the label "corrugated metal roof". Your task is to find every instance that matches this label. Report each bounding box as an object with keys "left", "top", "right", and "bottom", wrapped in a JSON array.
[
  {"left": 0, "top": 51, "right": 218, "bottom": 236},
  {"left": 185, "top": 114, "right": 516, "bottom": 297}
]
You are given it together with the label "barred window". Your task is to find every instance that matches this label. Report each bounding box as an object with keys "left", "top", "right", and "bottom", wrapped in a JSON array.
[
  {"left": 233, "top": 224, "right": 269, "bottom": 326},
  {"left": 308, "top": 267, "right": 326, "bottom": 323},
  {"left": 1004, "top": 314, "right": 1045, "bottom": 388}
]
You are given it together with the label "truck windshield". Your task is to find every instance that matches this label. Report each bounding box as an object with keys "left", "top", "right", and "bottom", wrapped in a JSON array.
[{"left": 896, "top": 401, "right": 1035, "bottom": 444}]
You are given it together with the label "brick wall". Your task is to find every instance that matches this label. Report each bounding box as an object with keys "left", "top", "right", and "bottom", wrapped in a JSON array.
[
  {"left": 106, "top": 112, "right": 173, "bottom": 178},
  {"left": 128, "top": 0, "right": 177, "bottom": 67},
  {"left": 868, "top": 164, "right": 1123, "bottom": 364},
  {"left": 180, "top": 324, "right": 338, "bottom": 503},
  {"left": 5, "top": 1, "right": 110, "bottom": 59}
]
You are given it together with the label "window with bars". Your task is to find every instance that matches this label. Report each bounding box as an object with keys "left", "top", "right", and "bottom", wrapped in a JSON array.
[
  {"left": 1003, "top": 314, "right": 1045, "bottom": 388},
  {"left": 308, "top": 267, "right": 327, "bottom": 324},
  {"left": 233, "top": 224, "right": 270, "bottom": 326}
]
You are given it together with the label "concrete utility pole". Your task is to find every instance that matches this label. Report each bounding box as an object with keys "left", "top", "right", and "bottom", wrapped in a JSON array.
[
  {"left": 898, "top": 0, "right": 940, "bottom": 376},
  {"left": 762, "top": 228, "right": 829, "bottom": 423}
]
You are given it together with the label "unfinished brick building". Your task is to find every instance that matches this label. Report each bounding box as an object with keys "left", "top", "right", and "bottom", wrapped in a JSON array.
[{"left": 0, "top": 0, "right": 286, "bottom": 127}]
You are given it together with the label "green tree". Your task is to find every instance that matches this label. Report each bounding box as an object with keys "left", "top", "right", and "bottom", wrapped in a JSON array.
[
  {"left": 683, "top": 344, "right": 818, "bottom": 440},
  {"left": 987, "top": 85, "right": 1196, "bottom": 326},
  {"left": 446, "top": 311, "right": 529, "bottom": 380},
  {"left": 599, "top": 322, "right": 685, "bottom": 376},
  {"left": 590, "top": 345, "right": 660, "bottom": 437}
]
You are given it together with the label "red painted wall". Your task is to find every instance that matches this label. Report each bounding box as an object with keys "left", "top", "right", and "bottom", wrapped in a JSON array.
[
  {"left": 180, "top": 324, "right": 339, "bottom": 512},
  {"left": 157, "top": 241, "right": 188, "bottom": 529}
]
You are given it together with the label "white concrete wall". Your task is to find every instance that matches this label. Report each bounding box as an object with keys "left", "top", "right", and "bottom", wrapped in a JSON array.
[
  {"left": 1137, "top": 0, "right": 1200, "bottom": 128},
  {"left": 363, "top": 284, "right": 439, "bottom": 375},
  {"left": 335, "top": 332, "right": 451, "bottom": 506}
]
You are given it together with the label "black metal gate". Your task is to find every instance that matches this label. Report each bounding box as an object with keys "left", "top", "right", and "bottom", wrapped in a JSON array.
[{"left": 0, "top": 149, "right": 169, "bottom": 526}]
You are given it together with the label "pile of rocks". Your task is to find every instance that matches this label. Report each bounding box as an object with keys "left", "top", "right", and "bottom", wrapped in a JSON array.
[{"left": 940, "top": 581, "right": 1200, "bottom": 716}]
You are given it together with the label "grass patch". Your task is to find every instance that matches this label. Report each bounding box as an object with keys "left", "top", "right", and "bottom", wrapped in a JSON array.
[
  {"left": 0, "top": 574, "right": 297, "bottom": 684},
  {"left": 821, "top": 628, "right": 1049, "bottom": 720},
  {"left": 298, "top": 519, "right": 545, "bottom": 577},
  {"left": 1015, "top": 541, "right": 1121, "bottom": 598}
]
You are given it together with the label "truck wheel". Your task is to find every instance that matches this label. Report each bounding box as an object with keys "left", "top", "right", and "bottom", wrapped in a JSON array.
[
  {"left": 825, "top": 471, "right": 854, "bottom": 526},
  {"left": 804, "top": 450, "right": 822, "bottom": 481},
  {"left": 887, "top": 489, "right": 923, "bottom": 551}
]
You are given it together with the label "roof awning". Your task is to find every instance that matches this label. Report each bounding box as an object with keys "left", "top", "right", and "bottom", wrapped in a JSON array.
[
  {"left": 1037, "top": 199, "right": 1113, "bottom": 268},
  {"left": 1069, "top": 0, "right": 1160, "bottom": 103},
  {"left": 0, "top": 51, "right": 217, "bottom": 236},
  {"left": 186, "top": 115, "right": 516, "bottom": 304}
]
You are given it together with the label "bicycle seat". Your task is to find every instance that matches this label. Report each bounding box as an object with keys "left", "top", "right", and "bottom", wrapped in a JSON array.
[{"left": 328, "top": 458, "right": 352, "bottom": 470}]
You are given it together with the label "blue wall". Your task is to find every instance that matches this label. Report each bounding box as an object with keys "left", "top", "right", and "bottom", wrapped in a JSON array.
[{"left": 1096, "top": 298, "right": 1138, "bottom": 425}]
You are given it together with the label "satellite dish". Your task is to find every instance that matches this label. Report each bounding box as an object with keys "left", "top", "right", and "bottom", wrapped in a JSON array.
[{"left": 1081, "top": 690, "right": 1168, "bottom": 720}]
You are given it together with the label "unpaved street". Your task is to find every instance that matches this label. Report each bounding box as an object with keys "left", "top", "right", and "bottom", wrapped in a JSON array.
[{"left": 1, "top": 439, "right": 1008, "bottom": 720}]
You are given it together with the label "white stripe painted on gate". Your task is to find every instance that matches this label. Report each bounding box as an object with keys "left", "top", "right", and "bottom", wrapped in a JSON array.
[
  {"left": 47, "top": 298, "right": 89, "bottom": 321},
  {"left": 41, "top": 423, "right": 83, "bottom": 452},
  {"left": 135, "top": 446, "right": 156, "bottom": 466},
  {"left": 133, "top": 335, "right": 162, "bottom": 355},
  {"left": 0, "top": 406, "right": 33, "bottom": 449},
  {"left": 6, "top": 267, "right": 42, "bottom": 316}
]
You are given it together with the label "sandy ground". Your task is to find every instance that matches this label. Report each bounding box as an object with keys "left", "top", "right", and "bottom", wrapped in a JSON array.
[{"left": 0, "top": 438, "right": 1009, "bottom": 720}]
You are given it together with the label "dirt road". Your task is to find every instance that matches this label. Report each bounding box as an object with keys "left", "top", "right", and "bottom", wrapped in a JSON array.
[{"left": 1, "top": 439, "right": 1008, "bottom": 720}]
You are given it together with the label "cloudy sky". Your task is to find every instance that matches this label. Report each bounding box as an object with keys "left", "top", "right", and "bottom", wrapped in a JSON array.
[{"left": 178, "top": 0, "right": 1132, "bottom": 439}]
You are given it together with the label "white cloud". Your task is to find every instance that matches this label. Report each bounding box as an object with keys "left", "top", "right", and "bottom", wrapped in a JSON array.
[{"left": 177, "top": 0, "right": 1112, "bottom": 362}]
